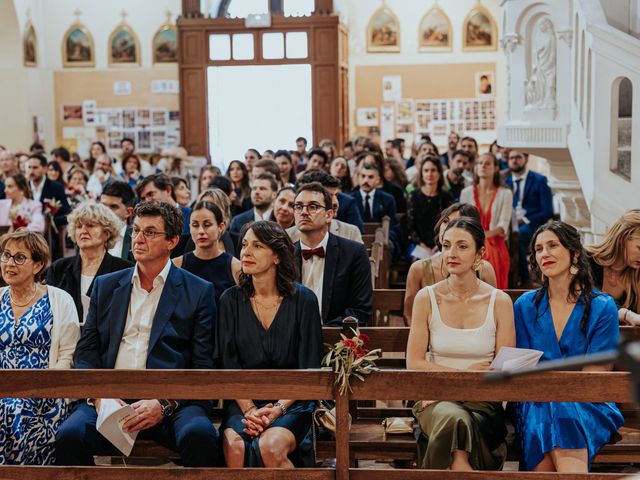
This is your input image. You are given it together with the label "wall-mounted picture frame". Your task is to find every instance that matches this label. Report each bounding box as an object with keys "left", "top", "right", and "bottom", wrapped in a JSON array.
[
  {"left": 475, "top": 71, "right": 494, "bottom": 97},
  {"left": 367, "top": 5, "right": 400, "bottom": 53},
  {"left": 109, "top": 23, "right": 141, "bottom": 67},
  {"left": 463, "top": 4, "right": 497, "bottom": 51},
  {"left": 153, "top": 24, "right": 178, "bottom": 63},
  {"left": 418, "top": 4, "right": 452, "bottom": 53},
  {"left": 62, "top": 23, "right": 94, "bottom": 67},
  {"left": 23, "top": 21, "right": 37, "bottom": 67}
]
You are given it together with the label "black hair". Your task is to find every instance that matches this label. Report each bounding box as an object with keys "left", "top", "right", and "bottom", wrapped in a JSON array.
[
  {"left": 296, "top": 137, "right": 307, "bottom": 145},
  {"left": 120, "top": 137, "right": 135, "bottom": 146},
  {"left": 29, "top": 142, "right": 44, "bottom": 153},
  {"left": 295, "top": 182, "right": 333, "bottom": 210},
  {"left": 529, "top": 221, "right": 595, "bottom": 335},
  {"left": 254, "top": 173, "right": 279, "bottom": 192},
  {"left": 28, "top": 153, "right": 47, "bottom": 167},
  {"left": 51, "top": 147, "right": 70, "bottom": 163},
  {"left": 238, "top": 220, "right": 297, "bottom": 298},
  {"left": 254, "top": 159, "right": 282, "bottom": 183},
  {"left": 358, "top": 151, "right": 385, "bottom": 175},
  {"left": 225, "top": 160, "right": 250, "bottom": 196},
  {"left": 90, "top": 141, "right": 107, "bottom": 158},
  {"left": 416, "top": 155, "right": 444, "bottom": 191},
  {"left": 192, "top": 200, "right": 224, "bottom": 224},
  {"left": 209, "top": 175, "right": 233, "bottom": 196},
  {"left": 451, "top": 149, "right": 473, "bottom": 163},
  {"left": 133, "top": 201, "right": 183, "bottom": 240},
  {"left": 443, "top": 216, "right": 485, "bottom": 252},
  {"left": 102, "top": 180, "right": 136, "bottom": 207},
  {"left": 47, "top": 161, "right": 65, "bottom": 184},
  {"left": 135, "top": 173, "right": 176, "bottom": 201},
  {"left": 360, "top": 162, "right": 381, "bottom": 177},
  {"left": 297, "top": 169, "right": 341, "bottom": 189},
  {"left": 246, "top": 148, "right": 262, "bottom": 159},
  {"left": 308, "top": 148, "right": 328, "bottom": 166}
]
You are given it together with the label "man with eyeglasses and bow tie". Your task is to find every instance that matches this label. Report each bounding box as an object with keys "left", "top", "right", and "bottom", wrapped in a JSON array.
[{"left": 293, "top": 182, "right": 372, "bottom": 326}]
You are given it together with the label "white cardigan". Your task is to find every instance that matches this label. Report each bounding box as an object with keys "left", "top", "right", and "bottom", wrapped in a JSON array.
[
  {"left": 0, "top": 285, "right": 80, "bottom": 369},
  {"left": 460, "top": 186, "right": 513, "bottom": 237}
]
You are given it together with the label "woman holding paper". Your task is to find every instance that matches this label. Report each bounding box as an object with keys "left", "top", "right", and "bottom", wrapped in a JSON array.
[
  {"left": 0, "top": 230, "right": 79, "bottom": 464},
  {"left": 514, "top": 220, "right": 623, "bottom": 472},
  {"left": 407, "top": 217, "right": 515, "bottom": 471}
]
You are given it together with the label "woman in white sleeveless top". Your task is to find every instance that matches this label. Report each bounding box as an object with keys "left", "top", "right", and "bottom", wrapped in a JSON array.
[{"left": 407, "top": 217, "right": 515, "bottom": 471}]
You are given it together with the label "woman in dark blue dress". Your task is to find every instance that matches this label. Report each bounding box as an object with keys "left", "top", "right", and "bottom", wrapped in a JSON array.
[
  {"left": 216, "top": 220, "right": 323, "bottom": 468},
  {"left": 514, "top": 221, "right": 623, "bottom": 472},
  {"left": 173, "top": 201, "right": 240, "bottom": 304}
]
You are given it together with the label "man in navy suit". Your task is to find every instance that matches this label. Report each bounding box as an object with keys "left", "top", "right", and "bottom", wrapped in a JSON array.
[
  {"left": 229, "top": 173, "right": 277, "bottom": 235},
  {"left": 350, "top": 163, "right": 400, "bottom": 256},
  {"left": 293, "top": 183, "right": 372, "bottom": 326},
  {"left": 335, "top": 192, "right": 364, "bottom": 233},
  {"left": 55, "top": 201, "right": 219, "bottom": 467},
  {"left": 505, "top": 150, "right": 554, "bottom": 286}
]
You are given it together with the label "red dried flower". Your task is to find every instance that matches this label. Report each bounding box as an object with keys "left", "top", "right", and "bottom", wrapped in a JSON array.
[
  {"left": 359, "top": 333, "right": 370, "bottom": 344},
  {"left": 12, "top": 215, "right": 29, "bottom": 230},
  {"left": 343, "top": 339, "right": 356, "bottom": 349}
]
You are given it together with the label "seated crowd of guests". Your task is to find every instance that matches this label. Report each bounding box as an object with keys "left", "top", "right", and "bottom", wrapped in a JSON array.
[{"left": 0, "top": 135, "right": 637, "bottom": 473}]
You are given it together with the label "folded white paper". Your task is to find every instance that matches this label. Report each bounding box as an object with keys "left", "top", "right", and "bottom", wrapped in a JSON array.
[
  {"left": 490, "top": 347, "right": 544, "bottom": 371},
  {"left": 96, "top": 399, "right": 139, "bottom": 456}
]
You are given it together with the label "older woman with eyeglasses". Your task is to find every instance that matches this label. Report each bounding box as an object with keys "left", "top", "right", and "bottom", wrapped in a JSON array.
[
  {"left": 46, "top": 201, "right": 132, "bottom": 323},
  {"left": 0, "top": 230, "right": 79, "bottom": 464}
]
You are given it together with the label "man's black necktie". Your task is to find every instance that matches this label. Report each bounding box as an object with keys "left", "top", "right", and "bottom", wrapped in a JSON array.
[
  {"left": 364, "top": 193, "right": 372, "bottom": 222},
  {"left": 513, "top": 178, "right": 522, "bottom": 208}
]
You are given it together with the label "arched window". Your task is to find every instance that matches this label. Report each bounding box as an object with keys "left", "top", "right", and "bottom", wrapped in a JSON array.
[{"left": 612, "top": 77, "right": 632, "bottom": 180}]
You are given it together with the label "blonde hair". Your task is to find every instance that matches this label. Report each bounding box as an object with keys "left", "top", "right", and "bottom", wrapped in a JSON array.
[
  {"left": 198, "top": 188, "right": 231, "bottom": 230},
  {"left": 0, "top": 230, "right": 50, "bottom": 278},
  {"left": 67, "top": 201, "right": 124, "bottom": 250},
  {"left": 586, "top": 209, "right": 640, "bottom": 311}
]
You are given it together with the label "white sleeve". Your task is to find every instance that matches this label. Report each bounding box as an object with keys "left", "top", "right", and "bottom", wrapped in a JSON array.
[
  {"left": 51, "top": 288, "right": 81, "bottom": 369},
  {"left": 494, "top": 188, "right": 514, "bottom": 235}
]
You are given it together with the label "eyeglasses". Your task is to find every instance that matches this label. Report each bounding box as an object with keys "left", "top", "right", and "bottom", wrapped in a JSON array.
[
  {"left": 0, "top": 251, "right": 30, "bottom": 265},
  {"left": 132, "top": 227, "right": 167, "bottom": 240},
  {"left": 293, "top": 203, "right": 326, "bottom": 214}
]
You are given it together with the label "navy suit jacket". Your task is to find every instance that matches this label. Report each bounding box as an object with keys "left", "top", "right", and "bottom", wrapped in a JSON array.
[
  {"left": 229, "top": 208, "right": 255, "bottom": 235},
  {"left": 350, "top": 189, "right": 399, "bottom": 230},
  {"left": 335, "top": 193, "right": 364, "bottom": 233},
  {"left": 40, "top": 178, "right": 71, "bottom": 227},
  {"left": 73, "top": 264, "right": 216, "bottom": 371},
  {"left": 505, "top": 171, "right": 554, "bottom": 239},
  {"left": 295, "top": 234, "right": 372, "bottom": 326}
]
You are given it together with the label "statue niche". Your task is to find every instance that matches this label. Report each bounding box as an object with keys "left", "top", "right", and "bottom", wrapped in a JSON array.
[{"left": 525, "top": 16, "right": 557, "bottom": 112}]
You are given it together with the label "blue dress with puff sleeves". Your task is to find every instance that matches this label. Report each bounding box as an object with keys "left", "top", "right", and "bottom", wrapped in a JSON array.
[{"left": 514, "top": 289, "right": 623, "bottom": 471}]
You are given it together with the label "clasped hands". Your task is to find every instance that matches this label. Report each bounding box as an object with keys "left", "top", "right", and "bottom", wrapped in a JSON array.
[
  {"left": 93, "top": 398, "right": 164, "bottom": 433},
  {"left": 242, "top": 403, "right": 281, "bottom": 438}
]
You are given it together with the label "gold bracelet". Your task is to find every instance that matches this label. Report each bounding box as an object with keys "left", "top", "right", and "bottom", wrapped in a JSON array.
[{"left": 242, "top": 405, "right": 256, "bottom": 416}]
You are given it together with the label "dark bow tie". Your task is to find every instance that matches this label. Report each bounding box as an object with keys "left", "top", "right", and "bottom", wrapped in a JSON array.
[{"left": 301, "top": 246, "right": 325, "bottom": 261}]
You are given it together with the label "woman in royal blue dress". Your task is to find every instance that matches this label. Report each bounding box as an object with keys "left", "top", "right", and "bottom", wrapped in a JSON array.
[{"left": 514, "top": 221, "right": 623, "bottom": 472}]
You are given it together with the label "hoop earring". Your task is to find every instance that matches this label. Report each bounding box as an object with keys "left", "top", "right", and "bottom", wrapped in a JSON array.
[{"left": 569, "top": 264, "right": 579, "bottom": 275}]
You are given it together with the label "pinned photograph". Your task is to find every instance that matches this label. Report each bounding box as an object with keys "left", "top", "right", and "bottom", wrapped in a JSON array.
[{"left": 475, "top": 71, "right": 494, "bottom": 96}]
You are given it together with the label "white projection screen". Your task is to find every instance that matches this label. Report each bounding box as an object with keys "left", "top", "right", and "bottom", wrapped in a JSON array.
[{"left": 207, "top": 64, "right": 313, "bottom": 170}]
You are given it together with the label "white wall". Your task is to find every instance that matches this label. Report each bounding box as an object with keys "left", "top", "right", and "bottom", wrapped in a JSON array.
[
  {"left": 337, "top": 0, "right": 506, "bottom": 139},
  {"left": 600, "top": 0, "right": 640, "bottom": 37}
]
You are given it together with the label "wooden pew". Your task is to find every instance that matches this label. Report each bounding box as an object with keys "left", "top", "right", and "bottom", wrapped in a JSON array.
[{"left": 364, "top": 223, "right": 381, "bottom": 236}]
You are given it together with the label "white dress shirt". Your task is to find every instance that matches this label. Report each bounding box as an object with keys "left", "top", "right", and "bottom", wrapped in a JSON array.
[
  {"left": 359, "top": 188, "right": 375, "bottom": 213},
  {"left": 253, "top": 208, "right": 273, "bottom": 221},
  {"left": 114, "top": 260, "right": 171, "bottom": 369},
  {"left": 30, "top": 179, "right": 45, "bottom": 203},
  {"left": 108, "top": 224, "right": 128, "bottom": 258},
  {"left": 300, "top": 232, "right": 329, "bottom": 318}
]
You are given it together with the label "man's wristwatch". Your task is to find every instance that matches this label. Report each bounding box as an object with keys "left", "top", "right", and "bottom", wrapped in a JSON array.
[{"left": 159, "top": 399, "right": 177, "bottom": 417}]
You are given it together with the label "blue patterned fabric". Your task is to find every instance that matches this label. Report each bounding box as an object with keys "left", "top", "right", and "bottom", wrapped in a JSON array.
[
  {"left": 0, "top": 291, "right": 68, "bottom": 465},
  {"left": 514, "top": 289, "right": 624, "bottom": 471}
]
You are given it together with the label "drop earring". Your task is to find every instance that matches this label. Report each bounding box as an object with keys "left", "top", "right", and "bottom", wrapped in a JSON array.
[{"left": 569, "top": 264, "right": 579, "bottom": 275}]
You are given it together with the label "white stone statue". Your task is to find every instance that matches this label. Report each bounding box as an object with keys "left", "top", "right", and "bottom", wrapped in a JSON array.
[{"left": 525, "top": 17, "right": 557, "bottom": 110}]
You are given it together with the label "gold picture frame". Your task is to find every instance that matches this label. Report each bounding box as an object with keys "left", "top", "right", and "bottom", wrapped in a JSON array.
[
  {"left": 23, "top": 21, "right": 37, "bottom": 67},
  {"left": 418, "top": 4, "right": 452, "bottom": 53},
  {"left": 108, "top": 23, "right": 141, "bottom": 67},
  {"left": 153, "top": 23, "right": 178, "bottom": 64},
  {"left": 463, "top": 4, "right": 497, "bottom": 52},
  {"left": 367, "top": 5, "right": 400, "bottom": 53},
  {"left": 62, "top": 23, "right": 95, "bottom": 68}
]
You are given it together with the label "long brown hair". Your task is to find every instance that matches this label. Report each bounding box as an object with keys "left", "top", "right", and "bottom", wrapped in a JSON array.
[
  {"left": 586, "top": 209, "right": 640, "bottom": 312},
  {"left": 473, "top": 152, "right": 502, "bottom": 188}
]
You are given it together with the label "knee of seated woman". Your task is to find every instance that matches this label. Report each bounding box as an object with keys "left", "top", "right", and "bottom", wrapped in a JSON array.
[{"left": 259, "top": 430, "right": 292, "bottom": 460}]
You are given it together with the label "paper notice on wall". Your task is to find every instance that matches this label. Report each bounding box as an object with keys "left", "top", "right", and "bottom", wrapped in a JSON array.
[
  {"left": 395, "top": 99, "right": 414, "bottom": 125},
  {"left": 83, "top": 100, "right": 97, "bottom": 126},
  {"left": 113, "top": 81, "right": 132, "bottom": 95},
  {"left": 356, "top": 107, "right": 378, "bottom": 127},
  {"left": 380, "top": 103, "right": 395, "bottom": 144},
  {"left": 62, "top": 127, "right": 97, "bottom": 139},
  {"left": 151, "top": 80, "right": 179, "bottom": 94},
  {"left": 382, "top": 75, "right": 402, "bottom": 102}
]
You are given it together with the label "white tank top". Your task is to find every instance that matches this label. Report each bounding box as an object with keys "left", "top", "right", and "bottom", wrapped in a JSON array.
[{"left": 427, "top": 286, "right": 497, "bottom": 370}]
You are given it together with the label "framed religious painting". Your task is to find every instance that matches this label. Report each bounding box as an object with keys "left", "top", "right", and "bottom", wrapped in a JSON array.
[
  {"left": 153, "top": 23, "right": 178, "bottom": 63},
  {"left": 463, "top": 4, "right": 497, "bottom": 51},
  {"left": 62, "top": 23, "right": 94, "bottom": 67},
  {"left": 23, "top": 22, "right": 37, "bottom": 67},
  {"left": 109, "top": 23, "right": 141, "bottom": 67},
  {"left": 367, "top": 5, "right": 400, "bottom": 53},
  {"left": 418, "top": 4, "right": 452, "bottom": 53}
]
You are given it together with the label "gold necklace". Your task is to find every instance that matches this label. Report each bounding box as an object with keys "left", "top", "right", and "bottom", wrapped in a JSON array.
[
  {"left": 446, "top": 277, "right": 479, "bottom": 302},
  {"left": 252, "top": 295, "right": 282, "bottom": 311},
  {"left": 10, "top": 285, "right": 38, "bottom": 307}
]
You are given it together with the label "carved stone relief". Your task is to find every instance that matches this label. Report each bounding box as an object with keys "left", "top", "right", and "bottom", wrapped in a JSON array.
[{"left": 525, "top": 16, "right": 557, "bottom": 112}]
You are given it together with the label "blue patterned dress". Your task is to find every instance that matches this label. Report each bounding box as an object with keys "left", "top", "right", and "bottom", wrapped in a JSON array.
[
  {"left": 0, "top": 291, "right": 68, "bottom": 464},
  {"left": 514, "top": 289, "right": 624, "bottom": 471}
]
